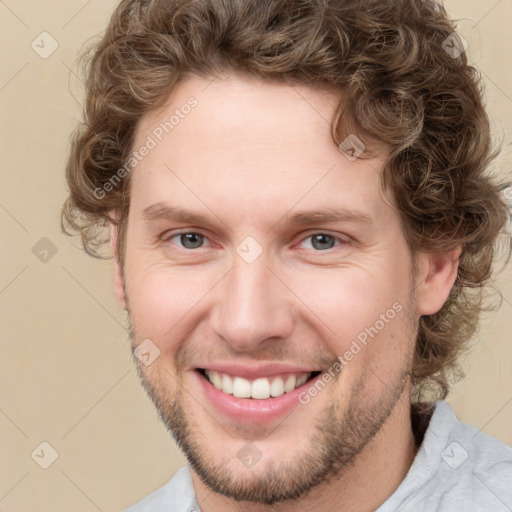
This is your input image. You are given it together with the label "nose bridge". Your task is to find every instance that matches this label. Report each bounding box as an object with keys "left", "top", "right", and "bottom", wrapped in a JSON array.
[{"left": 211, "top": 248, "right": 293, "bottom": 351}]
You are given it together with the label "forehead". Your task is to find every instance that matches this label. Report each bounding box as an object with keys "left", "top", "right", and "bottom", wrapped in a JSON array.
[
  {"left": 129, "top": 73, "right": 390, "bottom": 223},
  {"left": 135, "top": 73, "right": 342, "bottom": 151}
]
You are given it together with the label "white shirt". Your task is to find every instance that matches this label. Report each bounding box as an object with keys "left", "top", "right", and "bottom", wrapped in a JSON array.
[{"left": 124, "top": 400, "right": 512, "bottom": 511}]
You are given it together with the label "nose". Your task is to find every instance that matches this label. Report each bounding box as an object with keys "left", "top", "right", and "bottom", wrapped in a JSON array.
[{"left": 210, "top": 250, "right": 294, "bottom": 352}]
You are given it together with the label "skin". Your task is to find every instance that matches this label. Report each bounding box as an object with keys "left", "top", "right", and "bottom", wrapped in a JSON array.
[{"left": 111, "top": 72, "right": 460, "bottom": 511}]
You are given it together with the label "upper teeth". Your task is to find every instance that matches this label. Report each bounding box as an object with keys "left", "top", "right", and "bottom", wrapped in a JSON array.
[{"left": 204, "top": 370, "right": 311, "bottom": 399}]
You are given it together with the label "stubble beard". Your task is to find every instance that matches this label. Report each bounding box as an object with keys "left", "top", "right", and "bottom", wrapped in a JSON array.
[{"left": 128, "top": 319, "right": 414, "bottom": 506}]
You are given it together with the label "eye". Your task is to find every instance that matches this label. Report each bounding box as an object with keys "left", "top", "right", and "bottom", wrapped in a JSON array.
[
  {"left": 163, "top": 231, "right": 208, "bottom": 250},
  {"left": 298, "top": 233, "right": 345, "bottom": 251},
  {"left": 161, "top": 231, "right": 348, "bottom": 252}
]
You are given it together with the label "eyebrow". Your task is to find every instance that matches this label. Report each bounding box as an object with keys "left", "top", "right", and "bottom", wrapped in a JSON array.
[
  {"left": 143, "top": 203, "right": 218, "bottom": 224},
  {"left": 282, "top": 207, "right": 373, "bottom": 226},
  {"left": 142, "top": 202, "right": 373, "bottom": 228}
]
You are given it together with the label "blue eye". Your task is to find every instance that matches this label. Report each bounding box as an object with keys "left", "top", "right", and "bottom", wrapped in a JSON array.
[
  {"left": 162, "top": 232, "right": 345, "bottom": 252},
  {"left": 299, "top": 234, "right": 341, "bottom": 251},
  {"left": 167, "top": 232, "right": 207, "bottom": 249}
]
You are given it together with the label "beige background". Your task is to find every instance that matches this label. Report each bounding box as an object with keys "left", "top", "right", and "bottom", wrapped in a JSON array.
[{"left": 0, "top": 1, "right": 511, "bottom": 511}]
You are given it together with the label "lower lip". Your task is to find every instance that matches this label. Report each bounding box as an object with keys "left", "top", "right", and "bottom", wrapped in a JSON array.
[{"left": 194, "top": 370, "right": 323, "bottom": 424}]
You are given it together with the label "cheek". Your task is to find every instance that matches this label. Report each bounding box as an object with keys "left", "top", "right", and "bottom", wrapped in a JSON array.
[
  {"left": 124, "top": 266, "right": 210, "bottom": 350},
  {"left": 289, "top": 263, "right": 412, "bottom": 361}
]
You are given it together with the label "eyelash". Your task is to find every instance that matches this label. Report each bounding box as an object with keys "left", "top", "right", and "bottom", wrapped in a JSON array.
[{"left": 160, "top": 230, "right": 349, "bottom": 253}]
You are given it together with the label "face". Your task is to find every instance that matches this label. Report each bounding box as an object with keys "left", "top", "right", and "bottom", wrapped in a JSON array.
[{"left": 113, "top": 72, "right": 450, "bottom": 505}]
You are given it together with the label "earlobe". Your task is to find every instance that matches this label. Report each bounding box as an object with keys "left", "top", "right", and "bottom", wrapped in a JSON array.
[
  {"left": 415, "top": 247, "right": 461, "bottom": 316},
  {"left": 110, "top": 222, "right": 127, "bottom": 308}
]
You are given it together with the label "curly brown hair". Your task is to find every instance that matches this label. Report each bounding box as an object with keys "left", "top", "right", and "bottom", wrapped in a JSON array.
[{"left": 62, "top": 0, "right": 511, "bottom": 401}]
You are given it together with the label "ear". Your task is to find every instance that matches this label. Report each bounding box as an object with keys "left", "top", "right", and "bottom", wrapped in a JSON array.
[
  {"left": 415, "top": 247, "right": 461, "bottom": 316},
  {"left": 110, "top": 222, "right": 127, "bottom": 308}
]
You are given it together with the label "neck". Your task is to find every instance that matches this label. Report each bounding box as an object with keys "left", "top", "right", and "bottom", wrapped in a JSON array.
[{"left": 191, "top": 388, "right": 419, "bottom": 512}]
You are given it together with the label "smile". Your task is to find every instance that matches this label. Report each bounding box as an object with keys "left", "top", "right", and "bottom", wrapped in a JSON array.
[{"left": 198, "top": 369, "right": 322, "bottom": 400}]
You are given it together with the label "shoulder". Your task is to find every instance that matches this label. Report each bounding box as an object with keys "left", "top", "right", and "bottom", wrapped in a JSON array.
[
  {"left": 437, "top": 401, "right": 512, "bottom": 507},
  {"left": 434, "top": 400, "right": 512, "bottom": 470},
  {"left": 124, "top": 466, "right": 198, "bottom": 512},
  {"left": 378, "top": 400, "right": 512, "bottom": 511},
  {"left": 433, "top": 401, "right": 512, "bottom": 510}
]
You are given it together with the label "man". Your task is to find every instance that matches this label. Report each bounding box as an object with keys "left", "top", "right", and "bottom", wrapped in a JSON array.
[{"left": 62, "top": 0, "right": 512, "bottom": 510}]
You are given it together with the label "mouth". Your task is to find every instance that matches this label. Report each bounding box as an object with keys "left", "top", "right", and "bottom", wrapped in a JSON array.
[{"left": 196, "top": 368, "right": 322, "bottom": 400}]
